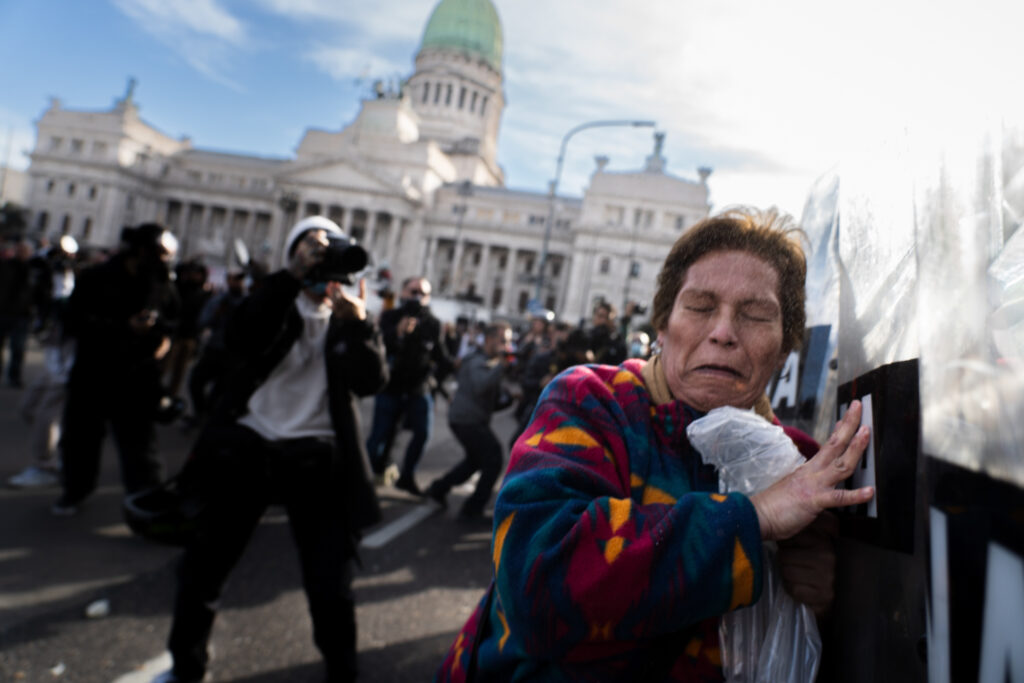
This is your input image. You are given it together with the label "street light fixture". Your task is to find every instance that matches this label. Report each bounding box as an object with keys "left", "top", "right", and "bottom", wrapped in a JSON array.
[
  {"left": 447, "top": 180, "right": 473, "bottom": 296},
  {"left": 532, "top": 119, "right": 656, "bottom": 308}
]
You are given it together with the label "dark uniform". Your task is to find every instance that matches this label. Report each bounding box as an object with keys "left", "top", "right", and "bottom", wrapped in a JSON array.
[{"left": 57, "top": 249, "right": 179, "bottom": 509}]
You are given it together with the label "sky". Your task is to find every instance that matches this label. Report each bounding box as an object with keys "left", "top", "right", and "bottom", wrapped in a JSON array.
[{"left": 1, "top": 0, "right": 1022, "bottom": 219}]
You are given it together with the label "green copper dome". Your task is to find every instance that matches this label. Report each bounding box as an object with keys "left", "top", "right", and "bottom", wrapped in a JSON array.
[{"left": 420, "top": 0, "right": 503, "bottom": 72}]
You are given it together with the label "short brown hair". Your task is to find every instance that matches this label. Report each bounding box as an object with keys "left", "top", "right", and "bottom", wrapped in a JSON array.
[{"left": 650, "top": 206, "right": 807, "bottom": 353}]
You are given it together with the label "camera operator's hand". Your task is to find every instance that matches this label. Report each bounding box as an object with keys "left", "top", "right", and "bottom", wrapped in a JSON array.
[
  {"left": 129, "top": 309, "right": 158, "bottom": 335},
  {"left": 397, "top": 315, "right": 418, "bottom": 338},
  {"left": 326, "top": 278, "right": 367, "bottom": 321},
  {"left": 288, "top": 231, "right": 328, "bottom": 281}
]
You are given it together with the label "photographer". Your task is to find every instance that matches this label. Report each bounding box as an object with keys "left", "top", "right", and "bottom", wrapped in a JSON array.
[
  {"left": 53, "top": 223, "right": 180, "bottom": 515},
  {"left": 365, "top": 276, "right": 452, "bottom": 495},
  {"left": 159, "top": 216, "right": 387, "bottom": 683}
]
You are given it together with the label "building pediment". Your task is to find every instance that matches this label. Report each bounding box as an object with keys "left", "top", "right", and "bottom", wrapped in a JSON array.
[{"left": 277, "top": 158, "right": 405, "bottom": 196}]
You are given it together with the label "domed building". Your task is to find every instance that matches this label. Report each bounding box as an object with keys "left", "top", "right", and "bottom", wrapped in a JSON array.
[{"left": 22, "top": 0, "right": 712, "bottom": 324}]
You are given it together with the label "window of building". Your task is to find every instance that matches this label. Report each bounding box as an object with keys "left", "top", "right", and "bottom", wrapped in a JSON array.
[
  {"left": 422, "top": 81, "right": 430, "bottom": 103},
  {"left": 88, "top": 185, "right": 97, "bottom": 200},
  {"left": 251, "top": 178, "right": 267, "bottom": 191},
  {"left": 458, "top": 87, "right": 466, "bottom": 109},
  {"left": 36, "top": 211, "right": 49, "bottom": 230},
  {"left": 517, "top": 291, "right": 530, "bottom": 313},
  {"left": 67, "top": 182, "right": 76, "bottom": 197},
  {"left": 434, "top": 83, "right": 441, "bottom": 104},
  {"left": 46, "top": 179, "right": 55, "bottom": 194},
  {"left": 208, "top": 173, "right": 223, "bottom": 185},
  {"left": 60, "top": 214, "right": 71, "bottom": 234},
  {"left": 675, "top": 215, "right": 686, "bottom": 230},
  {"left": 630, "top": 261, "right": 641, "bottom": 278},
  {"left": 474, "top": 207, "right": 494, "bottom": 220},
  {"left": 445, "top": 83, "right": 453, "bottom": 105},
  {"left": 480, "top": 96, "right": 488, "bottom": 116},
  {"left": 126, "top": 194, "right": 135, "bottom": 210},
  {"left": 186, "top": 170, "right": 202, "bottom": 183},
  {"left": 92, "top": 141, "right": 107, "bottom": 157},
  {"left": 644, "top": 210, "right": 654, "bottom": 227},
  {"left": 633, "top": 208, "right": 644, "bottom": 227},
  {"left": 551, "top": 260, "right": 562, "bottom": 277},
  {"left": 491, "top": 287, "right": 503, "bottom": 308},
  {"left": 545, "top": 295, "right": 556, "bottom": 311},
  {"left": 599, "top": 257, "right": 610, "bottom": 274},
  {"left": 555, "top": 218, "right": 571, "bottom": 229},
  {"left": 503, "top": 210, "right": 521, "bottom": 223},
  {"left": 498, "top": 253, "right": 507, "bottom": 268},
  {"left": 49, "top": 136, "right": 62, "bottom": 151},
  {"left": 524, "top": 257, "right": 534, "bottom": 273},
  {"left": 70, "top": 139, "right": 84, "bottom": 154},
  {"left": 605, "top": 205, "right": 624, "bottom": 225},
  {"left": 473, "top": 250, "right": 481, "bottom": 265},
  {"left": 82, "top": 217, "right": 93, "bottom": 239},
  {"left": 528, "top": 214, "right": 545, "bottom": 225},
  {"left": 470, "top": 91, "right": 478, "bottom": 112}
]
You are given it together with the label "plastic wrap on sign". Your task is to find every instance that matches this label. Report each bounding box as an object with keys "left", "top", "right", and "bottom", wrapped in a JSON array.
[
  {"left": 915, "top": 123, "right": 1024, "bottom": 489},
  {"left": 687, "top": 406, "right": 821, "bottom": 683}
]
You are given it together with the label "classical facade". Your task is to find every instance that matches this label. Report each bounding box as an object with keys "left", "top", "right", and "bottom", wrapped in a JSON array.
[{"left": 23, "top": 0, "right": 711, "bottom": 324}]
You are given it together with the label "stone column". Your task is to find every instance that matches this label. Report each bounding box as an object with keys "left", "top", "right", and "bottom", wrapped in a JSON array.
[
  {"left": 474, "top": 243, "right": 491, "bottom": 304},
  {"left": 423, "top": 236, "right": 438, "bottom": 285},
  {"left": 385, "top": 217, "right": 403, "bottom": 268},
  {"left": 501, "top": 248, "right": 517, "bottom": 315},
  {"left": 450, "top": 239, "right": 466, "bottom": 296},
  {"left": 340, "top": 206, "right": 354, "bottom": 237},
  {"left": 364, "top": 210, "right": 379, "bottom": 254}
]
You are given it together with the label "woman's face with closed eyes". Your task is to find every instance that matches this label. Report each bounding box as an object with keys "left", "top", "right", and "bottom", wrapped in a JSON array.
[{"left": 658, "top": 250, "right": 787, "bottom": 412}]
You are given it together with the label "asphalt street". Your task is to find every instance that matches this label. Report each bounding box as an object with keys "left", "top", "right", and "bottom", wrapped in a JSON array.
[{"left": 0, "top": 341, "right": 506, "bottom": 682}]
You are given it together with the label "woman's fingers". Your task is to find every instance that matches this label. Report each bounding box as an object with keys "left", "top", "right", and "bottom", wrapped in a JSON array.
[{"left": 815, "top": 400, "right": 863, "bottom": 466}]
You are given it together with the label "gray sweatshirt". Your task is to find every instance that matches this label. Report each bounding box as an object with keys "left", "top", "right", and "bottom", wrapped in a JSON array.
[{"left": 448, "top": 349, "right": 505, "bottom": 425}]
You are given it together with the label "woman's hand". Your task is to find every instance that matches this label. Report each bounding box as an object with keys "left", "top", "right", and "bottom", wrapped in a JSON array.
[
  {"left": 778, "top": 512, "right": 838, "bottom": 618},
  {"left": 327, "top": 278, "right": 367, "bottom": 321},
  {"left": 749, "top": 399, "right": 874, "bottom": 541}
]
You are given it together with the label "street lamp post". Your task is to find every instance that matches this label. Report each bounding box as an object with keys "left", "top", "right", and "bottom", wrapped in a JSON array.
[
  {"left": 447, "top": 180, "right": 473, "bottom": 296},
  {"left": 532, "top": 119, "right": 656, "bottom": 308}
]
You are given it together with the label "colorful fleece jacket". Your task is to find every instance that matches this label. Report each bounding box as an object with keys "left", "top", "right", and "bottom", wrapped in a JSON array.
[{"left": 436, "top": 359, "right": 808, "bottom": 682}]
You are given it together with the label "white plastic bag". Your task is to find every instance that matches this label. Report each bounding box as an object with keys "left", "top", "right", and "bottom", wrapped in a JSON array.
[{"left": 686, "top": 406, "right": 821, "bottom": 683}]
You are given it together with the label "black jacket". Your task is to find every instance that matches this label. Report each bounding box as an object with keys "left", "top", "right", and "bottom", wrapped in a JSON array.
[
  {"left": 211, "top": 270, "right": 388, "bottom": 534},
  {"left": 378, "top": 303, "right": 452, "bottom": 395},
  {"left": 65, "top": 253, "right": 179, "bottom": 382}
]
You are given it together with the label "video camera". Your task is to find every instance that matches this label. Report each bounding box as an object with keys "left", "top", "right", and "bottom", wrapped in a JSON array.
[{"left": 305, "top": 234, "right": 368, "bottom": 285}]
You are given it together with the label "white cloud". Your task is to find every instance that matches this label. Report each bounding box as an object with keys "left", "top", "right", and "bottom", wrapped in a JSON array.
[
  {"left": 254, "top": 0, "right": 427, "bottom": 43},
  {"left": 111, "top": 0, "right": 247, "bottom": 89},
  {"left": 0, "top": 108, "right": 37, "bottom": 171},
  {"left": 305, "top": 46, "right": 406, "bottom": 83},
  {"left": 113, "top": 0, "right": 244, "bottom": 43}
]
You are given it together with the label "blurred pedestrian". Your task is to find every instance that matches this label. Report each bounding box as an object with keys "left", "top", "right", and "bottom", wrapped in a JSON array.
[
  {"left": 425, "top": 321, "right": 514, "bottom": 520},
  {"left": 52, "top": 223, "right": 180, "bottom": 515},
  {"left": 588, "top": 300, "right": 627, "bottom": 365},
  {"left": 162, "top": 259, "right": 211, "bottom": 399},
  {"left": 0, "top": 239, "right": 37, "bottom": 387},
  {"left": 365, "top": 276, "right": 452, "bottom": 494},
  {"left": 185, "top": 270, "right": 246, "bottom": 427},
  {"left": 8, "top": 323, "right": 74, "bottom": 488},
  {"left": 159, "top": 215, "right": 386, "bottom": 683}
]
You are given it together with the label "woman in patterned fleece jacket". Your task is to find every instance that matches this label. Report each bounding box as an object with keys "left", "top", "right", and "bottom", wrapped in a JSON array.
[{"left": 437, "top": 207, "right": 875, "bottom": 682}]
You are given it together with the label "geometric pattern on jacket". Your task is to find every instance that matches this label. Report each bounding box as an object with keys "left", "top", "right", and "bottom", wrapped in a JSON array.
[{"left": 436, "top": 359, "right": 775, "bottom": 682}]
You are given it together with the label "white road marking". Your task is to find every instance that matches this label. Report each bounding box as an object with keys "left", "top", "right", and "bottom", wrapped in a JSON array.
[
  {"left": 110, "top": 651, "right": 170, "bottom": 683},
  {"left": 360, "top": 504, "right": 438, "bottom": 549}
]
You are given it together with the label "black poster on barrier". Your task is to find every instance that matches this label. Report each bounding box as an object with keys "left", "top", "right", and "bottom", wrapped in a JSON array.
[
  {"left": 925, "top": 458, "right": 1024, "bottom": 683},
  {"left": 835, "top": 358, "right": 920, "bottom": 554},
  {"left": 767, "top": 324, "right": 832, "bottom": 426}
]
